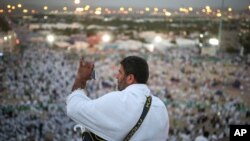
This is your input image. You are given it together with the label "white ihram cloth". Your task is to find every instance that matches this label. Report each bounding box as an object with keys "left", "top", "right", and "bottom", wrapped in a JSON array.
[{"left": 66, "top": 84, "right": 169, "bottom": 141}]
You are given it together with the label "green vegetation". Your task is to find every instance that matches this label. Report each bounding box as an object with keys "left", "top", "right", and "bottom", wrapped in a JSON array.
[
  {"left": 0, "top": 16, "right": 11, "bottom": 32},
  {"left": 239, "top": 33, "right": 250, "bottom": 54}
]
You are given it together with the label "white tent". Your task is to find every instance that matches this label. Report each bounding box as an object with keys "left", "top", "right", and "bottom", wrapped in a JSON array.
[
  {"left": 176, "top": 38, "right": 198, "bottom": 48},
  {"left": 116, "top": 40, "right": 143, "bottom": 50},
  {"left": 54, "top": 41, "right": 70, "bottom": 48}
]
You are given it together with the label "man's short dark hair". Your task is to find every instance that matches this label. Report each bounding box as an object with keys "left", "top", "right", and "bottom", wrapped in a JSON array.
[{"left": 120, "top": 56, "right": 149, "bottom": 84}]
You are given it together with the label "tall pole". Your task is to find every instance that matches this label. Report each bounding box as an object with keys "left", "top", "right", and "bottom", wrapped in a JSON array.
[{"left": 218, "top": 0, "right": 225, "bottom": 49}]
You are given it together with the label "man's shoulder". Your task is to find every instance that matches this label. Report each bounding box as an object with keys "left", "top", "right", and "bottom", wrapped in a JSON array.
[
  {"left": 151, "top": 95, "right": 167, "bottom": 108},
  {"left": 97, "top": 91, "right": 124, "bottom": 100}
]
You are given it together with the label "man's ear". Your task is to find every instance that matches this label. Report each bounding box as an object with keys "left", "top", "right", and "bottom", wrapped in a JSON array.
[{"left": 126, "top": 74, "right": 136, "bottom": 84}]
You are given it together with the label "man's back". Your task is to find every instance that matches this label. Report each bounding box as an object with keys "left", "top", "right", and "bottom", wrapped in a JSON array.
[{"left": 67, "top": 84, "right": 169, "bottom": 141}]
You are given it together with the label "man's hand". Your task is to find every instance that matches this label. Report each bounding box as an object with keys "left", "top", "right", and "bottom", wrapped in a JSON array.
[{"left": 72, "top": 58, "right": 94, "bottom": 91}]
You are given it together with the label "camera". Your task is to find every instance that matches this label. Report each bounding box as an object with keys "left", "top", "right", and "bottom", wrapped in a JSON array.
[{"left": 91, "top": 69, "right": 95, "bottom": 80}]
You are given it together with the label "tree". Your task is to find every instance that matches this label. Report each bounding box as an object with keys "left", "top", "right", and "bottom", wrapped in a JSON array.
[
  {"left": 0, "top": 16, "right": 11, "bottom": 32},
  {"left": 239, "top": 33, "right": 250, "bottom": 54}
]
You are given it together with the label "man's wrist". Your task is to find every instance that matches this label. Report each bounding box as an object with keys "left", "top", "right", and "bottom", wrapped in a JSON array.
[{"left": 72, "top": 77, "right": 88, "bottom": 91}]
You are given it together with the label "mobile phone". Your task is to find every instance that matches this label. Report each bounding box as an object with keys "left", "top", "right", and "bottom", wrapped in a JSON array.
[{"left": 91, "top": 69, "right": 95, "bottom": 80}]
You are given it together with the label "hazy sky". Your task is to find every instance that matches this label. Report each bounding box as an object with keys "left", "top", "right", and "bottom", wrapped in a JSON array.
[{"left": 1, "top": 0, "right": 250, "bottom": 10}]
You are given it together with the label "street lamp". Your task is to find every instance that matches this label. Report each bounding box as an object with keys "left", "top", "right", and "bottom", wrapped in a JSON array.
[
  {"left": 74, "top": 0, "right": 80, "bottom": 4},
  {"left": 154, "top": 36, "right": 162, "bottom": 43},
  {"left": 46, "top": 34, "right": 55, "bottom": 44},
  {"left": 63, "top": 7, "right": 67, "bottom": 11},
  {"left": 17, "top": 4, "right": 22, "bottom": 8},
  {"left": 209, "top": 38, "right": 219, "bottom": 46},
  {"left": 102, "top": 34, "right": 111, "bottom": 43},
  {"left": 4, "top": 36, "right": 8, "bottom": 41},
  {"left": 44, "top": 6, "right": 48, "bottom": 11}
]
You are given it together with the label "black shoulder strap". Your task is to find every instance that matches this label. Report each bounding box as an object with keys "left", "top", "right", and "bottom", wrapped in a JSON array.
[
  {"left": 82, "top": 131, "right": 106, "bottom": 141},
  {"left": 123, "top": 96, "right": 152, "bottom": 141}
]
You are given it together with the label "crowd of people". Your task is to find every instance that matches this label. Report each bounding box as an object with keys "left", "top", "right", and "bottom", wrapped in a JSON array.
[{"left": 1, "top": 43, "right": 250, "bottom": 141}]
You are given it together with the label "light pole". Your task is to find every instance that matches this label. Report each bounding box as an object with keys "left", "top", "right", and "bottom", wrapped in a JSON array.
[{"left": 218, "top": 0, "right": 225, "bottom": 49}]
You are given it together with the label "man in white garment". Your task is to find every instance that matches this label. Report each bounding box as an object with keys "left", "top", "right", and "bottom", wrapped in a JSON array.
[{"left": 66, "top": 56, "right": 169, "bottom": 141}]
